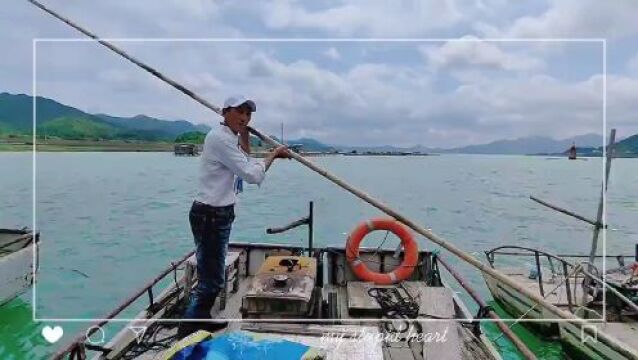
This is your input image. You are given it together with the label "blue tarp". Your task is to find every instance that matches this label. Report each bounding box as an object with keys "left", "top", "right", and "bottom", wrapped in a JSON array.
[{"left": 170, "top": 331, "right": 316, "bottom": 360}]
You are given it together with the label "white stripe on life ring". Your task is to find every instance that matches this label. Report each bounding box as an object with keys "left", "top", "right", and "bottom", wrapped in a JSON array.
[
  {"left": 388, "top": 272, "right": 397, "bottom": 282},
  {"left": 365, "top": 220, "right": 375, "bottom": 231},
  {"left": 351, "top": 259, "right": 363, "bottom": 267}
]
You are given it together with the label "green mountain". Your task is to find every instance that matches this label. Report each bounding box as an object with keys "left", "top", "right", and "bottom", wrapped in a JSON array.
[
  {"left": 616, "top": 134, "right": 638, "bottom": 155},
  {"left": 0, "top": 92, "right": 210, "bottom": 141},
  {"left": 287, "top": 137, "right": 335, "bottom": 152},
  {"left": 561, "top": 135, "right": 638, "bottom": 157},
  {"left": 0, "top": 92, "right": 90, "bottom": 131},
  {"left": 39, "top": 117, "right": 119, "bottom": 140},
  {"left": 270, "top": 136, "right": 334, "bottom": 152},
  {"left": 96, "top": 113, "right": 211, "bottom": 140},
  {"left": 175, "top": 131, "right": 206, "bottom": 144}
]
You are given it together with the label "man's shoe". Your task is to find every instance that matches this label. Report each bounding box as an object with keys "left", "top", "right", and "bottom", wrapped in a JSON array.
[{"left": 176, "top": 322, "right": 198, "bottom": 339}]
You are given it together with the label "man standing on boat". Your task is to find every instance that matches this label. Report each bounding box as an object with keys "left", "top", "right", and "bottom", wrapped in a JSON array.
[{"left": 179, "top": 95, "right": 290, "bottom": 337}]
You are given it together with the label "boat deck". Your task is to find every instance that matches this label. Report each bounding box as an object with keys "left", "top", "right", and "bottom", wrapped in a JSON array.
[
  {"left": 497, "top": 267, "right": 591, "bottom": 308},
  {"left": 596, "top": 322, "right": 638, "bottom": 351},
  {"left": 123, "top": 275, "right": 496, "bottom": 360},
  {"left": 113, "top": 267, "right": 497, "bottom": 359}
]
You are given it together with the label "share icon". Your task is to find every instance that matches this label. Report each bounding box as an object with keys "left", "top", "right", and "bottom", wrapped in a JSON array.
[{"left": 129, "top": 326, "right": 148, "bottom": 344}]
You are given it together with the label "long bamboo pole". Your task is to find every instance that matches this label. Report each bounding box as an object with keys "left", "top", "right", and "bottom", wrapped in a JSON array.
[
  {"left": 437, "top": 256, "right": 537, "bottom": 360},
  {"left": 27, "top": 0, "right": 223, "bottom": 117},
  {"left": 28, "top": 1, "right": 637, "bottom": 358},
  {"left": 253, "top": 126, "right": 636, "bottom": 359},
  {"left": 529, "top": 195, "right": 600, "bottom": 227}
]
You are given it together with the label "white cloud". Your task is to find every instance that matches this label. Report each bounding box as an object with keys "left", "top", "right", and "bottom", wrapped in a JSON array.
[
  {"left": 421, "top": 37, "right": 544, "bottom": 72},
  {"left": 324, "top": 47, "right": 341, "bottom": 60},
  {"left": 493, "top": 0, "right": 638, "bottom": 39},
  {"left": 627, "top": 53, "right": 638, "bottom": 74},
  {"left": 606, "top": 75, "right": 638, "bottom": 131},
  {"left": 3, "top": 0, "right": 638, "bottom": 147},
  {"left": 31, "top": 40, "right": 635, "bottom": 147},
  {"left": 259, "top": 0, "right": 465, "bottom": 36}
]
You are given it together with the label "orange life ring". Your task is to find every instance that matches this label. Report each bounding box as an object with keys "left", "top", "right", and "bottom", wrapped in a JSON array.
[{"left": 346, "top": 218, "right": 418, "bottom": 285}]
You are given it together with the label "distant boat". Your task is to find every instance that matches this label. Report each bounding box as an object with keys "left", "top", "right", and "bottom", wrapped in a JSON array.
[
  {"left": 174, "top": 143, "right": 199, "bottom": 156},
  {"left": 0, "top": 228, "right": 39, "bottom": 307},
  {"left": 568, "top": 142, "right": 577, "bottom": 160}
]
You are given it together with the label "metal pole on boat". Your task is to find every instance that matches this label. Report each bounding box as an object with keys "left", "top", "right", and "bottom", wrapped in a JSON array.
[
  {"left": 28, "top": 3, "right": 638, "bottom": 357},
  {"left": 308, "top": 201, "right": 314, "bottom": 256},
  {"left": 437, "top": 256, "right": 537, "bottom": 360},
  {"left": 529, "top": 195, "right": 600, "bottom": 227},
  {"left": 587, "top": 128, "right": 616, "bottom": 271}
]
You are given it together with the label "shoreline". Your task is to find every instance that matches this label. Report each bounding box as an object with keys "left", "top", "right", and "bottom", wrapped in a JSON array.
[{"left": 1, "top": 141, "right": 636, "bottom": 157}]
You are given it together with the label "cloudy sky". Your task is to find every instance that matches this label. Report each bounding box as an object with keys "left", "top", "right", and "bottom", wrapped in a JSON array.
[{"left": 2, "top": 0, "right": 637, "bottom": 147}]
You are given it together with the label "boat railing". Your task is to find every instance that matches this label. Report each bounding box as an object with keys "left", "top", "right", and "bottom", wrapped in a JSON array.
[
  {"left": 486, "top": 245, "right": 580, "bottom": 301},
  {"left": 266, "top": 201, "right": 314, "bottom": 256},
  {"left": 485, "top": 245, "right": 636, "bottom": 313},
  {"left": 51, "top": 250, "right": 195, "bottom": 360}
]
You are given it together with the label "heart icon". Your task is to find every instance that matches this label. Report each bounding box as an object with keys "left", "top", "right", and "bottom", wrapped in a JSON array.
[{"left": 42, "top": 325, "right": 64, "bottom": 344}]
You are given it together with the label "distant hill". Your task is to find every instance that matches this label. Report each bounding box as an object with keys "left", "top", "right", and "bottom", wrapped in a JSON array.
[
  {"left": 0, "top": 92, "right": 210, "bottom": 141},
  {"left": 286, "top": 137, "right": 335, "bottom": 152},
  {"left": 39, "top": 117, "right": 119, "bottom": 140},
  {"left": 96, "top": 113, "right": 211, "bottom": 141},
  {"left": 268, "top": 136, "right": 334, "bottom": 152},
  {"left": 335, "top": 134, "right": 605, "bottom": 155},
  {"left": 175, "top": 131, "right": 206, "bottom": 144},
  {"left": 444, "top": 134, "right": 603, "bottom": 155},
  {"left": 2, "top": 93, "right": 634, "bottom": 156},
  {"left": 576, "top": 134, "right": 638, "bottom": 157},
  {"left": 0, "top": 92, "right": 90, "bottom": 131},
  {"left": 615, "top": 134, "right": 638, "bottom": 155},
  {"left": 338, "top": 144, "right": 421, "bottom": 153}
]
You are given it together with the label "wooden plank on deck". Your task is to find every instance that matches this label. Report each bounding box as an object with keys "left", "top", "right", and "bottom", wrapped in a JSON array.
[
  {"left": 420, "top": 321, "right": 461, "bottom": 360},
  {"left": 346, "top": 282, "right": 455, "bottom": 319}
]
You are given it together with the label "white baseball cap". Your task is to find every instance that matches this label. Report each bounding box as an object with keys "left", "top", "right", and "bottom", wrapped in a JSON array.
[{"left": 223, "top": 95, "right": 256, "bottom": 112}]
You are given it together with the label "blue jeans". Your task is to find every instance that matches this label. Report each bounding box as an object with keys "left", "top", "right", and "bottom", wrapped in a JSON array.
[{"left": 184, "top": 201, "right": 235, "bottom": 319}]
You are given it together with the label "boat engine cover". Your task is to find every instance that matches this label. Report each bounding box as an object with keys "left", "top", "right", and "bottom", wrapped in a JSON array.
[{"left": 242, "top": 256, "right": 317, "bottom": 318}]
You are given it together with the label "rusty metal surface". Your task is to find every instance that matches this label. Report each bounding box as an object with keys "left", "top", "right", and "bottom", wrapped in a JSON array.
[
  {"left": 245, "top": 256, "right": 317, "bottom": 301},
  {"left": 243, "top": 256, "right": 317, "bottom": 316}
]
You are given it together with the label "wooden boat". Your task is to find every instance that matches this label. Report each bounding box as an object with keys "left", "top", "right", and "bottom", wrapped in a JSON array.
[
  {"left": 52, "top": 208, "right": 506, "bottom": 360},
  {"left": 483, "top": 129, "right": 638, "bottom": 359},
  {"left": 483, "top": 246, "right": 638, "bottom": 359},
  {"left": 173, "top": 144, "right": 199, "bottom": 156},
  {"left": 0, "top": 228, "right": 39, "bottom": 307},
  {"left": 568, "top": 143, "right": 577, "bottom": 160}
]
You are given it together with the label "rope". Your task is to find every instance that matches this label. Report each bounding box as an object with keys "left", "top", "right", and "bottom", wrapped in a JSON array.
[
  {"left": 121, "top": 302, "right": 184, "bottom": 360},
  {"left": 367, "top": 283, "right": 423, "bottom": 334},
  {"left": 371, "top": 230, "right": 392, "bottom": 257},
  {"left": 491, "top": 263, "right": 583, "bottom": 343}
]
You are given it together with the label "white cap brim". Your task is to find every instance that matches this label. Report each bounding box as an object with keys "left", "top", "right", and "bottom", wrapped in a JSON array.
[{"left": 223, "top": 95, "right": 256, "bottom": 112}]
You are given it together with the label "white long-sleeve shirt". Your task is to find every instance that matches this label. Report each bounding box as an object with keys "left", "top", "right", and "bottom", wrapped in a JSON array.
[{"left": 196, "top": 125, "right": 265, "bottom": 206}]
